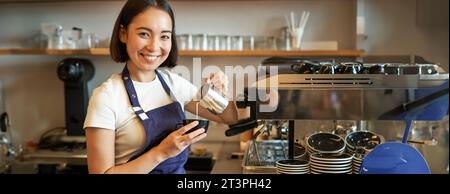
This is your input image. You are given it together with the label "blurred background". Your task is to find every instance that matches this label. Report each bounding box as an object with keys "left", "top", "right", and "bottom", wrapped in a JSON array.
[{"left": 0, "top": 0, "right": 448, "bottom": 174}]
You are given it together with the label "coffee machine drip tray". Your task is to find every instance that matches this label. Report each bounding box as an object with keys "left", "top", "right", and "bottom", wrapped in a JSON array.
[{"left": 242, "top": 140, "right": 288, "bottom": 174}]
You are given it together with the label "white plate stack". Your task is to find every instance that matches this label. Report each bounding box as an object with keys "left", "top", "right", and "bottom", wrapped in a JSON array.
[
  {"left": 309, "top": 153, "right": 353, "bottom": 174},
  {"left": 276, "top": 159, "right": 309, "bottom": 174}
]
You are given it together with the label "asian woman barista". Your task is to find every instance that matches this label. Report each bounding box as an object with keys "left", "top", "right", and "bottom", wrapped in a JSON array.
[{"left": 83, "top": 0, "right": 239, "bottom": 174}]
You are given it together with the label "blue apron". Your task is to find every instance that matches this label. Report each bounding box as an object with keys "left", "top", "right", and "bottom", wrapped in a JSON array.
[{"left": 122, "top": 66, "right": 188, "bottom": 174}]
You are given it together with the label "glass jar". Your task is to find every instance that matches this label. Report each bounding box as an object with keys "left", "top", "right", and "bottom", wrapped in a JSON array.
[
  {"left": 266, "top": 36, "right": 278, "bottom": 50},
  {"left": 280, "top": 26, "right": 291, "bottom": 51},
  {"left": 230, "top": 35, "right": 243, "bottom": 51},
  {"left": 177, "top": 34, "right": 192, "bottom": 50},
  {"left": 243, "top": 35, "right": 255, "bottom": 50},
  {"left": 207, "top": 35, "right": 218, "bottom": 51},
  {"left": 192, "top": 33, "right": 208, "bottom": 50},
  {"left": 254, "top": 36, "right": 268, "bottom": 50},
  {"left": 216, "top": 35, "right": 230, "bottom": 51},
  {"left": 51, "top": 25, "right": 65, "bottom": 49}
]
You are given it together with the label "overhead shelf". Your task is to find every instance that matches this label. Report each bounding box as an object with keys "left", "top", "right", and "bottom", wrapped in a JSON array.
[
  {"left": 180, "top": 50, "right": 365, "bottom": 57},
  {"left": 0, "top": 48, "right": 365, "bottom": 57}
]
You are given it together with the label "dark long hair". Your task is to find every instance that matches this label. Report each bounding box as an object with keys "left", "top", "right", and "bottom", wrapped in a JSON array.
[{"left": 110, "top": 0, "right": 178, "bottom": 68}]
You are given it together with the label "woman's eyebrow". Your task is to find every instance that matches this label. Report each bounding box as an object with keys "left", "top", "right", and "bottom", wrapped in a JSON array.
[
  {"left": 136, "top": 27, "right": 172, "bottom": 34},
  {"left": 136, "top": 27, "right": 152, "bottom": 31}
]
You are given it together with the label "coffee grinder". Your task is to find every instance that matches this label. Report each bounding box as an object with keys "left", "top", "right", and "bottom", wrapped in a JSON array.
[
  {"left": 37, "top": 58, "right": 94, "bottom": 152},
  {"left": 57, "top": 58, "right": 95, "bottom": 136}
]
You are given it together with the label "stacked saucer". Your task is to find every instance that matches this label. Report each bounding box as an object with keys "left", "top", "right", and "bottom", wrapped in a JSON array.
[
  {"left": 345, "top": 131, "right": 384, "bottom": 154},
  {"left": 306, "top": 132, "right": 346, "bottom": 155},
  {"left": 276, "top": 159, "right": 309, "bottom": 174},
  {"left": 353, "top": 153, "right": 364, "bottom": 174},
  {"left": 345, "top": 131, "right": 384, "bottom": 174},
  {"left": 294, "top": 144, "right": 307, "bottom": 160},
  {"left": 309, "top": 153, "right": 353, "bottom": 174}
]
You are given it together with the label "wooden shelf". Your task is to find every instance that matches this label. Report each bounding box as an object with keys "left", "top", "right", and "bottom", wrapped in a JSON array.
[
  {"left": 0, "top": 48, "right": 102, "bottom": 55},
  {"left": 0, "top": 48, "right": 365, "bottom": 57},
  {"left": 180, "top": 50, "right": 365, "bottom": 57},
  {"left": 0, "top": 0, "right": 122, "bottom": 3}
]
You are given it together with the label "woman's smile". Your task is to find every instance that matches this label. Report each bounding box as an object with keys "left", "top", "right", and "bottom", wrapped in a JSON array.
[{"left": 139, "top": 52, "right": 161, "bottom": 64}]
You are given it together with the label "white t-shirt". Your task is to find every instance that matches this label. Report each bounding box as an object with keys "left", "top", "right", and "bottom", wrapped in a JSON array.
[{"left": 83, "top": 68, "right": 198, "bottom": 165}]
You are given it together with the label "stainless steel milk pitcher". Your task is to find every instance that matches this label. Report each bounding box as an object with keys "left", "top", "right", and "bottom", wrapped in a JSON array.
[{"left": 197, "top": 82, "right": 229, "bottom": 115}]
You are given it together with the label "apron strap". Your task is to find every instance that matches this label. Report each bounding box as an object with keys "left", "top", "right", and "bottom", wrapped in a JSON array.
[
  {"left": 121, "top": 65, "right": 179, "bottom": 121},
  {"left": 122, "top": 66, "right": 143, "bottom": 117},
  {"left": 155, "top": 70, "right": 179, "bottom": 103}
]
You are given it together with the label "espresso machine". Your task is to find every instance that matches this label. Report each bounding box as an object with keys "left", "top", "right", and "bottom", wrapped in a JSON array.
[{"left": 227, "top": 57, "right": 449, "bottom": 174}]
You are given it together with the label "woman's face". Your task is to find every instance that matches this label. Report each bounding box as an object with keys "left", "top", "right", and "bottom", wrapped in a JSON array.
[{"left": 120, "top": 7, "right": 172, "bottom": 72}]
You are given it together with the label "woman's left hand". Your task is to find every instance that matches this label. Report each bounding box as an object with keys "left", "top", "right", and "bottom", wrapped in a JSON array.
[{"left": 205, "top": 71, "right": 229, "bottom": 94}]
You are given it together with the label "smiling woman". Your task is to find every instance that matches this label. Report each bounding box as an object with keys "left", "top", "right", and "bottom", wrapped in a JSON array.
[
  {"left": 83, "top": 0, "right": 238, "bottom": 174},
  {"left": 118, "top": 7, "right": 173, "bottom": 81},
  {"left": 110, "top": 0, "right": 178, "bottom": 82}
]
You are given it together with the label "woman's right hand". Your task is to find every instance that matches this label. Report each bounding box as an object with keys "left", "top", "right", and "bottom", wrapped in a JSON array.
[{"left": 154, "top": 121, "right": 207, "bottom": 160}]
